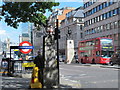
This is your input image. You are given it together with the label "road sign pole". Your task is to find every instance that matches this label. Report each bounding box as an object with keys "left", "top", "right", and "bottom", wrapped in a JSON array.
[{"left": 56, "top": 19, "right": 60, "bottom": 87}]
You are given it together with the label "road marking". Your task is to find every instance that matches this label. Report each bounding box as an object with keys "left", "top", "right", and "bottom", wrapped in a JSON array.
[
  {"left": 60, "top": 68, "right": 84, "bottom": 72},
  {"left": 91, "top": 79, "right": 118, "bottom": 84}
]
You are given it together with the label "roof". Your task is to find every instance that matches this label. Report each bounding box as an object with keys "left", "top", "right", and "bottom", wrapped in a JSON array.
[{"left": 74, "top": 10, "right": 84, "bottom": 18}]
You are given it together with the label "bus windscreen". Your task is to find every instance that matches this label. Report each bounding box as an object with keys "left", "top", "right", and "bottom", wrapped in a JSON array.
[{"left": 100, "top": 39, "right": 113, "bottom": 51}]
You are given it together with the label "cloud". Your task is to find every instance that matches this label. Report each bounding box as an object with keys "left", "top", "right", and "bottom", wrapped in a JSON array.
[{"left": 0, "top": 30, "right": 6, "bottom": 35}]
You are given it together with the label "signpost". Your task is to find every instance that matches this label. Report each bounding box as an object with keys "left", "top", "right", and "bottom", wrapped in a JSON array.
[
  {"left": 19, "top": 41, "right": 33, "bottom": 54},
  {"left": 8, "top": 41, "right": 34, "bottom": 76}
]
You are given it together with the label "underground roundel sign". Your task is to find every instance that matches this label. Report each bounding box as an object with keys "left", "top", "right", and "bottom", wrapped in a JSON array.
[{"left": 19, "top": 41, "right": 33, "bottom": 54}]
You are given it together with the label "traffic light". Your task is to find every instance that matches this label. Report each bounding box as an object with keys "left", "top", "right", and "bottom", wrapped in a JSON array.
[{"left": 54, "top": 28, "right": 60, "bottom": 40}]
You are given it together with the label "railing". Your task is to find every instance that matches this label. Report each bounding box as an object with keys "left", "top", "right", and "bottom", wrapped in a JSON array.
[{"left": 10, "top": 60, "right": 34, "bottom": 77}]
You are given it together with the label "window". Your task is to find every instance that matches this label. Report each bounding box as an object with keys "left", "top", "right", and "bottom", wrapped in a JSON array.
[
  {"left": 114, "top": 21, "right": 118, "bottom": 28},
  {"left": 102, "top": 14, "right": 106, "bottom": 20},
  {"left": 92, "top": 29, "right": 95, "bottom": 34},
  {"left": 109, "top": 0, "right": 113, "bottom": 5},
  {"left": 109, "top": 11, "right": 113, "bottom": 17},
  {"left": 113, "top": 9, "right": 117, "bottom": 15},
  {"left": 106, "top": 2, "right": 109, "bottom": 7},
  {"left": 107, "top": 12, "right": 109, "bottom": 18},
  {"left": 103, "top": 2, "right": 106, "bottom": 8},
  {"left": 94, "top": 27, "right": 97, "bottom": 33},
  {"left": 90, "top": 19, "right": 92, "bottom": 24},
  {"left": 104, "top": 24, "right": 106, "bottom": 30},
  {"left": 99, "top": 4, "right": 103, "bottom": 10},
  {"left": 97, "top": 27, "right": 100, "bottom": 33},
  {"left": 95, "top": 17, "right": 98, "bottom": 22},
  {"left": 99, "top": 26, "right": 102, "bottom": 32},
  {"left": 94, "top": 17, "right": 97, "bottom": 23},
  {"left": 97, "top": 6, "right": 100, "bottom": 11},
  {"left": 110, "top": 22, "right": 113, "bottom": 29},
  {"left": 118, "top": 20, "right": 120, "bottom": 28},
  {"left": 92, "top": 18, "right": 94, "bottom": 23},
  {"left": 100, "top": 15, "right": 103, "bottom": 20},
  {"left": 106, "top": 23, "right": 110, "bottom": 30},
  {"left": 100, "top": 26, "right": 103, "bottom": 32},
  {"left": 105, "top": 13, "right": 107, "bottom": 19}
]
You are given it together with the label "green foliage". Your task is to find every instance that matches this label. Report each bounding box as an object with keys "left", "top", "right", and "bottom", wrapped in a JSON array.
[{"left": 2, "top": 2, "right": 59, "bottom": 29}]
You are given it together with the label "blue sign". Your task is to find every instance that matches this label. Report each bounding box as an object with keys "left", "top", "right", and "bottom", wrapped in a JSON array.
[{"left": 18, "top": 46, "right": 34, "bottom": 49}]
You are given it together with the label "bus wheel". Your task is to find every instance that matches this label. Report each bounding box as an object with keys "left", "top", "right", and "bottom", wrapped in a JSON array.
[
  {"left": 109, "top": 61, "right": 114, "bottom": 66},
  {"left": 92, "top": 59, "right": 95, "bottom": 64},
  {"left": 81, "top": 59, "right": 83, "bottom": 64}
]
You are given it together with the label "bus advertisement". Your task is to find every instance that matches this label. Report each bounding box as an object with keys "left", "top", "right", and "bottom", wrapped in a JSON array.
[{"left": 78, "top": 37, "right": 114, "bottom": 64}]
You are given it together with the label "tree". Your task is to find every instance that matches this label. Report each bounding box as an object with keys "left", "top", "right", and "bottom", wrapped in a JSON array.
[{"left": 1, "top": 2, "right": 59, "bottom": 29}]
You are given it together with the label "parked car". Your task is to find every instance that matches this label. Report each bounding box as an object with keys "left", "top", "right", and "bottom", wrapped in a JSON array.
[{"left": 109, "top": 52, "right": 120, "bottom": 66}]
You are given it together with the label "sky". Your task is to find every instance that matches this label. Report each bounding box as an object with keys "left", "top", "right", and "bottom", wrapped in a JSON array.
[{"left": 0, "top": 1, "right": 83, "bottom": 43}]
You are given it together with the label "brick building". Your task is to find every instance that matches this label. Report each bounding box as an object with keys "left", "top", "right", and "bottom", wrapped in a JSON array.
[{"left": 48, "top": 7, "right": 75, "bottom": 27}]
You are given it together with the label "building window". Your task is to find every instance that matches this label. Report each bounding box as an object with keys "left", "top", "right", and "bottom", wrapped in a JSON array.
[
  {"left": 96, "top": 17, "right": 98, "bottom": 22},
  {"left": 98, "top": 16, "right": 100, "bottom": 21},
  {"left": 109, "top": 0, "right": 113, "bottom": 5},
  {"left": 94, "top": 28, "right": 97, "bottom": 33},
  {"left": 107, "top": 12, "right": 109, "bottom": 18},
  {"left": 97, "top": 27, "right": 100, "bottom": 33},
  {"left": 114, "top": 21, "right": 118, "bottom": 28},
  {"left": 103, "top": 2, "right": 106, "bottom": 8},
  {"left": 113, "top": 9, "right": 117, "bottom": 15},
  {"left": 109, "top": 11, "right": 113, "bottom": 17},
  {"left": 103, "top": 24, "right": 106, "bottom": 31},
  {"left": 99, "top": 4, "right": 103, "bottom": 10},
  {"left": 100, "top": 15, "right": 102, "bottom": 20},
  {"left": 106, "top": 23, "right": 110, "bottom": 30},
  {"left": 110, "top": 22, "right": 113, "bottom": 29},
  {"left": 118, "top": 20, "right": 120, "bottom": 28},
  {"left": 101, "top": 25, "right": 103, "bottom": 32},
  {"left": 97, "top": 6, "right": 99, "bottom": 11}
]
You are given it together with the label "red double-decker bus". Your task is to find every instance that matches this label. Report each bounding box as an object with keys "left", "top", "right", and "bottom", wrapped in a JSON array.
[{"left": 78, "top": 37, "right": 114, "bottom": 64}]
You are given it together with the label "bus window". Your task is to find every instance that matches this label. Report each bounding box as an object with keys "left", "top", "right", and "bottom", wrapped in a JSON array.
[
  {"left": 95, "top": 39, "right": 99, "bottom": 45},
  {"left": 96, "top": 51, "right": 100, "bottom": 56},
  {"left": 101, "top": 50, "right": 114, "bottom": 57},
  {"left": 80, "top": 52, "right": 85, "bottom": 56}
]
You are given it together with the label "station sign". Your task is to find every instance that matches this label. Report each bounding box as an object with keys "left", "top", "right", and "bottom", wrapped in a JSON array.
[{"left": 19, "top": 41, "right": 34, "bottom": 54}]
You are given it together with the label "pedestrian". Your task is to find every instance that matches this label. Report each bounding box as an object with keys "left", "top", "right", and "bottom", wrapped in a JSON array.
[
  {"left": 34, "top": 51, "right": 44, "bottom": 87},
  {"left": 1, "top": 58, "right": 8, "bottom": 76}
]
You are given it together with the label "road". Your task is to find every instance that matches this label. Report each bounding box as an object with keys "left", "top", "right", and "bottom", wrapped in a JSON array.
[
  {"left": 60, "top": 63, "right": 119, "bottom": 88},
  {"left": 0, "top": 62, "right": 119, "bottom": 89}
]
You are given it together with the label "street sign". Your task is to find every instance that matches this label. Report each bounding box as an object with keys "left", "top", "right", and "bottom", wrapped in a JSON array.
[
  {"left": 19, "top": 41, "right": 34, "bottom": 54},
  {"left": 22, "top": 62, "right": 35, "bottom": 67}
]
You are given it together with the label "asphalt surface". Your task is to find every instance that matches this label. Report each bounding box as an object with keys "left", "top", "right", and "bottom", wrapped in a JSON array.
[
  {"left": 59, "top": 62, "right": 119, "bottom": 88},
  {"left": 0, "top": 61, "right": 119, "bottom": 89}
]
